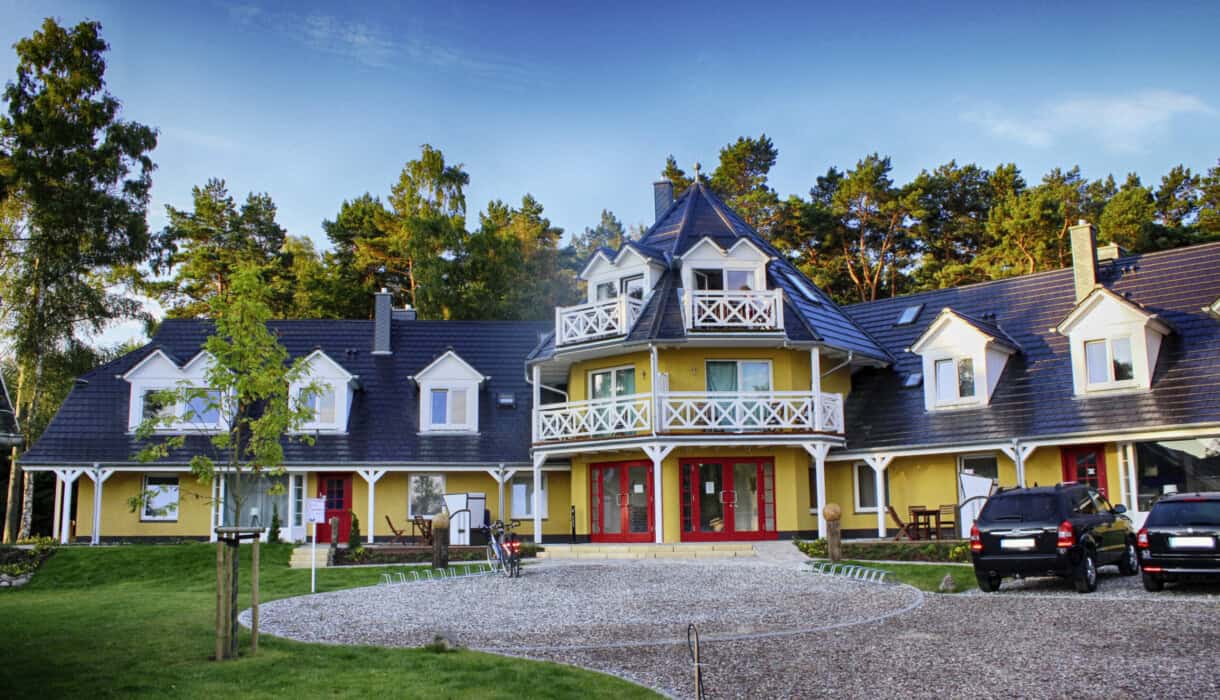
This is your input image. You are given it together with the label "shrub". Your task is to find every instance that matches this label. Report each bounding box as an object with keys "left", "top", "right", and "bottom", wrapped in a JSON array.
[
  {"left": 268, "top": 504, "right": 282, "bottom": 544},
  {"left": 348, "top": 512, "right": 361, "bottom": 550},
  {"left": 0, "top": 539, "right": 57, "bottom": 577},
  {"left": 795, "top": 539, "right": 828, "bottom": 558},
  {"left": 948, "top": 543, "right": 970, "bottom": 562}
]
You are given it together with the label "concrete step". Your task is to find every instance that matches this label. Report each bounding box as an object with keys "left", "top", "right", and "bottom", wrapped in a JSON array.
[
  {"left": 289, "top": 546, "right": 330, "bottom": 569},
  {"left": 538, "top": 544, "right": 757, "bottom": 560}
]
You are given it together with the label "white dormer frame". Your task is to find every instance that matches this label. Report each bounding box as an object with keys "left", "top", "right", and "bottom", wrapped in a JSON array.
[
  {"left": 908, "top": 309, "right": 1017, "bottom": 411},
  {"left": 1055, "top": 287, "right": 1172, "bottom": 396},
  {"left": 123, "top": 349, "right": 227, "bottom": 433},
  {"left": 677, "top": 236, "right": 771, "bottom": 293},
  {"left": 580, "top": 246, "right": 665, "bottom": 304},
  {"left": 413, "top": 350, "right": 486, "bottom": 434},
  {"left": 290, "top": 350, "right": 355, "bottom": 433}
]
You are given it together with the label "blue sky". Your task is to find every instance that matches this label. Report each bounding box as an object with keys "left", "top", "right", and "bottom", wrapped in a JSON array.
[{"left": 2, "top": 1, "right": 1218, "bottom": 282}]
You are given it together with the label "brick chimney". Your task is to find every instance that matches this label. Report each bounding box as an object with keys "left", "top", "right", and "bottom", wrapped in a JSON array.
[
  {"left": 653, "top": 181, "right": 674, "bottom": 222},
  {"left": 373, "top": 289, "right": 392, "bottom": 355},
  {"left": 1069, "top": 220, "right": 1098, "bottom": 303}
]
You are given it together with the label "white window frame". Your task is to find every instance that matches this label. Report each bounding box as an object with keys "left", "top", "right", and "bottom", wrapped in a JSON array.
[
  {"left": 510, "top": 473, "right": 548, "bottom": 519},
  {"left": 958, "top": 453, "right": 1000, "bottom": 482},
  {"left": 1083, "top": 336, "right": 1137, "bottom": 390},
  {"left": 703, "top": 359, "right": 774, "bottom": 392},
  {"left": 141, "top": 474, "right": 180, "bottom": 522},
  {"left": 587, "top": 365, "right": 637, "bottom": 400},
  {"left": 931, "top": 355, "right": 977, "bottom": 407},
  {"left": 420, "top": 382, "right": 478, "bottom": 432},
  {"left": 852, "top": 462, "right": 888, "bottom": 514},
  {"left": 296, "top": 383, "right": 339, "bottom": 430},
  {"left": 408, "top": 473, "right": 447, "bottom": 519}
]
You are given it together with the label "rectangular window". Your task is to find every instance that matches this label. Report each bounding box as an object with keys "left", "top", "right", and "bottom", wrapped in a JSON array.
[
  {"left": 299, "top": 386, "right": 336, "bottom": 425},
  {"left": 725, "top": 269, "right": 753, "bottom": 290},
  {"left": 1111, "top": 337, "right": 1134, "bottom": 381},
  {"left": 142, "top": 390, "right": 174, "bottom": 423},
  {"left": 960, "top": 454, "right": 999, "bottom": 481},
  {"left": 430, "top": 389, "right": 448, "bottom": 425},
  {"left": 510, "top": 474, "right": 548, "bottom": 518},
  {"left": 853, "top": 463, "right": 890, "bottom": 512},
  {"left": 694, "top": 269, "right": 724, "bottom": 290},
  {"left": 185, "top": 390, "right": 222, "bottom": 425},
  {"left": 409, "top": 474, "right": 446, "bottom": 518},
  {"left": 1085, "top": 340, "right": 1108, "bottom": 384},
  {"left": 142, "top": 475, "right": 179, "bottom": 521},
  {"left": 935, "top": 359, "right": 956, "bottom": 402},
  {"left": 957, "top": 358, "right": 975, "bottom": 398},
  {"left": 705, "top": 360, "right": 771, "bottom": 392},
  {"left": 621, "top": 275, "right": 646, "bottom": 299},
  {"left": 595, "top": 281, "right": 617, "bottom": 301},
  {"left": 1085, "top": 337, "right": 1135, "bottom": 386},
  {"left": 589, "top": 367, "right": 635, "bottom": 399},
  {"left": 807, "top": 463, "right": 819, "bottom": 511},
  {"left": 292, "top": 475, "right": 303, "bottom": 527}
]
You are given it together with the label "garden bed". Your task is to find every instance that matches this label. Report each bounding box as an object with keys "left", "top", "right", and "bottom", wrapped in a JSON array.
[
  {"left": 796, "top": 538, "right": 969, "bottom": 562},
  {"left": 335, "top": 543, "right": 543, "bottom": 566},
  {"left": 0, "top": 538, "right": 57, "bottom": 587}
]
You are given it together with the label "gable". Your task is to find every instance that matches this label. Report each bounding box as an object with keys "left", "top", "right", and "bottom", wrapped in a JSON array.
[{"left": 414, "top": 350, "right": 486, "bottom": 383}]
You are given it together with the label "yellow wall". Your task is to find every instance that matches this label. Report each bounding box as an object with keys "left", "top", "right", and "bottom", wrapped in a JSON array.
[
  {"left": 567, "top": 352, "right": 652, "bottom": 401},
  {"left": 75, "top": 471, "right": 212, "bottom": 538}
]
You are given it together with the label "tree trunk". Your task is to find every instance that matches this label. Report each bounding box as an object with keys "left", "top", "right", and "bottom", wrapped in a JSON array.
[
  {"left": 3, "top": 364, "right": 27, "bottom": 544},
  {"left": 17, "top": 471, "right": 35, "bottom": 540}
]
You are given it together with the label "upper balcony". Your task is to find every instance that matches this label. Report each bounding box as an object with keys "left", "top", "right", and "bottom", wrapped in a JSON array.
[
  {"left": 533, "top": 390, "right": 844, "bottom": 444},
  {"left": 684, "top": 289, "right": 784, "bottom": 332},
  {"left": 555, "top": 297, "right": 645, "bottom": 347}
]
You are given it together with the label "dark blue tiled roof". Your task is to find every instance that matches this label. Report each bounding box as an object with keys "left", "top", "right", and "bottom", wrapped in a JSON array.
[
  {"left": 21, "top": 318, "right": 551, "bottom": 467},
  {"left": 842, "top": 242, "right": 1220, "bottom": 450}
]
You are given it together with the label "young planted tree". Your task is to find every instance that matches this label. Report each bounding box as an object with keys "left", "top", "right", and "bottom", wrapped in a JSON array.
[{"left": 0, "top": 19, "right": 158, "bottom": 542}]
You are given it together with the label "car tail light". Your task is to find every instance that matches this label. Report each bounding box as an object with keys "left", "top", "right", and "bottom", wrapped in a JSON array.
[
  {"left": 1137, "top": 528, "right": 1150, "bottom": 549},
  {"left": 970, "top": 523, "right": 982, "bottom": 552},
  {"left": 1142, "top": 566, "right": 1163, "bottom": 573},
  {"left": 1056, "top": 520, "right": 1074, "bottom": 548}
]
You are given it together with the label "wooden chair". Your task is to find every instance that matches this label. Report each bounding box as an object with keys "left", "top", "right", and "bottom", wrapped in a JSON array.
[
  {"left": 938, "top": 504, "right": 957, "bottom": 539},
  {"left": 887, "top": 505, "right": 919, "bottom": 541},
  {"left": 412, "top": 515, "right": 433, "bottom": 545},
  {"left": 384, "top": 515, "right": 409, "bottom": 545}
]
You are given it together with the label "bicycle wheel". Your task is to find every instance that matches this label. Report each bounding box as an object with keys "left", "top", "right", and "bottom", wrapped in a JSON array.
[
  {"left": 485, "top": 543, "right": 499, "bottom": 573},
  {"left": 499, "top": 548, "right": 514, "bottom": 578},
  {"left": 510, "top": 554, "right": 521, "bottom": 578}
]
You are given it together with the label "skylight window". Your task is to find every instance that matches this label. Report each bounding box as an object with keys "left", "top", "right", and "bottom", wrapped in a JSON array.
[
  {"left": 783, "top": 268, "right": 823, "bottom": 306},
  {"left": 895, "top": 304, "right": 924, "bottom": 326},
  {"left": 903, "top": 372, "right": 923, "bottom": 388}
]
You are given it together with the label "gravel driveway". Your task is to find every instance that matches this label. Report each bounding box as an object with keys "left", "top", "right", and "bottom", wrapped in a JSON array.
[{"left": 251, "top": 559, "right": 1220, "bottom": 699}]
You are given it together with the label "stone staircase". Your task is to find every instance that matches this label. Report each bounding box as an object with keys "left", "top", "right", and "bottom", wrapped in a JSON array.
[
  {"left": 289, "top": 545, "right": 330, "bottom": 569},
  {"left": 537, "top": 542, "right": 756, "bottom": 560}
]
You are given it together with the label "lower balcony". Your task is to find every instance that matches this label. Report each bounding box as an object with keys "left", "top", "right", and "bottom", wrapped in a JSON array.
[{"left": 533, "top": 391, "right": 844, "bottom": 443}]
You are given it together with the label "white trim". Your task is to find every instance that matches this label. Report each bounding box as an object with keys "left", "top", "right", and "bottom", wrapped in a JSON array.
[
  {"left": 1081, "top": 336, "right": 1138, "bottom": 392},
  {"left": 587, "top": 364, "right": 638, "bottom": 400},
  {"left": 413, "top": 349, "right": 486, "bottom": 383},
  {"left": 1055, "top": 287, "right": 1171, "bottom": 336},
  {"left": 139, "top": 473, "right": 180, "bottom": 522},
  {"left": 852, "top": 461, "right": 881, "bottom": 513},
  {"left": 704, "top": 358, "right": 773, "bottom": 392}
]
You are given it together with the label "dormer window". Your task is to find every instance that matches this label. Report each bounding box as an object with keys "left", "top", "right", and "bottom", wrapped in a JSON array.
[
  {"left": 415, "top": 350, "right": 485, "bottom": 434},
  {"left": 934, "top": 357, "right": 975, "bottom": 404},
  {"left": 1084, "top": 337, "right": 1134, "bottom": 387},
  {"left": 299, "top": 385, "right": 337, "bottom": 425},
  {"left": 124, "top": 350, "right": 227, "bottom": 432},
  {"left": 185, "top": 390, "right": 223, "bottom": 426},
  {"left": 142, "top": 390, "right": 174, "bottom": 423},
  {"left": 290, "top": 350, "right": 354, "bottom": 433},
  {"left": 694, "top": 268, "right": 755, "bottom": 291}
]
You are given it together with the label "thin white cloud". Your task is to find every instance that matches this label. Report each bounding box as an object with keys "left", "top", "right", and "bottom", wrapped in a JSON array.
[
  {"left": 964, "top": 90, "right": 1214, "bottom": 152},
  {"left": 220, "top": 2, "right": 536, "bottom": 81}
]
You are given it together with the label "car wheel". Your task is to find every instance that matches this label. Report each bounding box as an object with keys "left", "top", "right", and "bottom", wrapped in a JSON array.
[
  {"left": 975, "top": 571, "right": 1001, "bottom": 592},
  {"left": 1142, "top": 572, "right": 1165, "bottom": 592},
  {"left": 1073, "top": 550, "right": 1098, "bottom": 593},
  {"left": 1118, "top": 540, "right": 1139, "bottom": 576}
]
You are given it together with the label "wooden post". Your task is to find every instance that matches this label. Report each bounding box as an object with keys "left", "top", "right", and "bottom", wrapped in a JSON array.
[
  {"left": 229, "top": 538, "right": 239, "bottom": 659},
  {"left": 432, "top": 511, "right": 450, "bottom": 569},
  {"left": 824, "top": 503, "right": 843, "bottom": 563},
  {"left": 251, "top": 538, "right": 259, "bottom": 653},
  {"left": 215, "top": 540, "right": 226, "bottom": 661}
]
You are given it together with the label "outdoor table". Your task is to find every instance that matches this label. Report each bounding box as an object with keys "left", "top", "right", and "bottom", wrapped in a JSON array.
[{"left": 910, "top": 508, "right": 941, "bottom": 540}]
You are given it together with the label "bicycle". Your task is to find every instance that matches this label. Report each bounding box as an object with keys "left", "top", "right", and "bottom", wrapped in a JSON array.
[{"left": 485, "top": 519, "right": 522, "bottom": 578}]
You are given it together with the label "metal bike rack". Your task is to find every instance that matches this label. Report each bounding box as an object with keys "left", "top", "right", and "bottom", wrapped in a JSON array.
[
  {"left": 801, "top": 560, "right": 895, "bottom": 585},
  {"left": 379, "top": 562, "right": 498, "bottom": 586}
]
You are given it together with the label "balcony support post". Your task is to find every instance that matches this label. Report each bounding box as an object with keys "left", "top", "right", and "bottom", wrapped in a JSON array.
[
  {"left": 531, "top": 365, "right": 541, "bottom": 443},
  {"left": 865, "top": 454, "right": 894, "bottom": 538},
  {"left": 802, "top": 443, "right": 831, "bottom": 537},
  {"left": 649, "top": 346, "right": 659, "bottom": 437},
  {"left": 642, "top": 443, "right": 674, "bottom": 544},
  {"left": 810, "top": 348, "right": 822, "bottom": 430},
  {"left": 531, "top": 453, "right": 546, "bottom": 544}
]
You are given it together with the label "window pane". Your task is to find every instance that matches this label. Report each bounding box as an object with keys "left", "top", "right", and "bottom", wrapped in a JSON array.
[
  {"left": 430, "top": 389, "right": 447, "bottom": 425},
  {"left": 511, "top": 475, "right": 548, "bottom": 518},
  {"left": 449, "top": 389, "right": 467, "bottom": 424},
  {"left": 316, "top": 387, "right": 336, "bottom": 423},
  {"left": 614, "top": 368, "right": 635, "bottom": 396},
  {"left": 595, "top": 281, "right": 617, "bottom": 300},
  {"left": 808, "top": 465, "right": 819, "bottom": 510},
  {"left": 1085, "top": 340, "right": 1108, "bottom": 384},
  {"left": 961, "top": 456, "right": 999, "bottom": 481},
  {"left": 935, "top": 359, "right": 955, "bottom": 402},
  {"left": 292, "top": 476, "right": 303, "bottom": 527},
  {"left": 957, "top": 358, "right": 975, "bottom": 398},
  {"left": 706, "top": 361, "right": 738, "bottom": 392},
  {"left": 726, "top": 270, "right": 753, "bottom": 290},
  {"left": 621, "top": 275, "right": 646, "bottom": 299},
  {"left": 143, "top": 391, "right": 173, "bottom": 421},
  {"left": 856, "top": 464, "right": 877, "bottom": 509},
  {"left": 694, "top": 269, "right": 723, "bottom": 290},
  {"left": 591, "top": 371, "right": 612, "bottom": 399},
  {"left": 186, "top": 390, "right": 220, "bottom": 424},
  {"left": 1111, "top": 337, "right": 1134, "bottom": 381},
  {"left": 143, "top": 476, "right": 179, "bottom": 520},
  {"left": 410, "top": 475, "right": 445, "bottom": 517},
  {"left": 740, "top": 362, "right": 771, "bottom": 392}
]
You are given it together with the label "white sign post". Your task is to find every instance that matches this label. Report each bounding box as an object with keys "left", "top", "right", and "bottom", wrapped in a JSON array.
[{"left": 305, "top": 497, "right": 326, "bottom": 593}]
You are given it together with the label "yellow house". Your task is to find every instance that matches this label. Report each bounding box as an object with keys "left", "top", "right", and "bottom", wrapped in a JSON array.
[{"left": 20, "top": 181, "right": 1220, "bottom": 546}]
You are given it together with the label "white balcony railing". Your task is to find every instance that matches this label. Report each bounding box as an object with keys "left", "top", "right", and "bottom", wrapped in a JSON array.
[
  {"left": 685, "top": 289, "right": 783, "bottom": 331},
  {"left": 660, "top": 391, "right": 843, "bottom": 433},
  {"left": 532, "top": 391, "right": 844, "bottom": 442},
  {"left": 555, "top": 297, "right": 644, "bottom": 346},
  {"left": 534, "top": 393, "right": 652, "bottom": 442}
]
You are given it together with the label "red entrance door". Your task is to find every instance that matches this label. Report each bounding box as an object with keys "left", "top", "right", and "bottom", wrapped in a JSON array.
[
  {"left": 316, "top": 474, "right": 352, "bottom": 543},
  {"left": 1061, "top": 446, "right": 1109, "bottom": 498},
  {"left": 681, "top": 458, "right": 776, "bottom": 541},
  {"left": 590, "top": 461, "right": 654, "bottom": 542}
]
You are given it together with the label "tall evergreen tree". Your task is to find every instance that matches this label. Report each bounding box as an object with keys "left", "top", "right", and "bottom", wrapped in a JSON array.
[
  {"left": 0, "top": 19, "right": 157, "bottom": 541},
  {"left": 1099, "top": 174, "right": 1155, "bottom": 251},
  {"left": 321, "top": 193, "right": 390, "bottom": 318},
  {"left": 660, "top": 155, "right": 692, "bottom": 193},
  {"left": 908, "top": 161, "right": 995, "bottom": 290},
  {"left": 569, "top": 209, "right": 626, "bottom": 263}
]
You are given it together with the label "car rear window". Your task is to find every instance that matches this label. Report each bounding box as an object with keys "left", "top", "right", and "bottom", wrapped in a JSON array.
[
  {"left": 1146, "top": 500, "right": 1220, "bottom": 527},
  {"left": 979, "top": 493, "right": 1059, "bottom": 522}
]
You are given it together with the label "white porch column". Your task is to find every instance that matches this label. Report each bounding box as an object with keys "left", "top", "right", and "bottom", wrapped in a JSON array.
[
  {"left": 650, "top": 346, "right": 660, "bottom": 436},
  {"left": 88, "top": 465, "right": 115, "bottom": 546},
  {"left": 865, "top": 455, "right": 894, "bottom": 538},
  {"left": 52, "top": 476, "right": 63, "bottom": 541},
  {"left": 810, "top": 348, "right": 822, "bottom": 429},
  {"left": 643, "top": 444, "right": 675, "bottom": 544},
  {"left": 485, "top": 464, "right": 518, "bottom": 523},
  {"left": 802, "top": 443, "right": 831, "bottom": 537},
  {"left": 54, "top": 468, "right": 84, "bottom": 544},
  {"left": 531, "top": 365, "right": 541, "bottom": 443},
  {"left": 357, "top": 469, "right": 387, "bottom": 544},
  {"left": 1000, "top": 442, "right": 1035, "bottom": 488},
  {"left": 531, "top": 453, "right": 546, "bottom": 543}
]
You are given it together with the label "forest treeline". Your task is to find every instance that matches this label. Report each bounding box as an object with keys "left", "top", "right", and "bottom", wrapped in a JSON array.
[{"left": 2, "top": 19, "right": 1219, "bottom": 537}]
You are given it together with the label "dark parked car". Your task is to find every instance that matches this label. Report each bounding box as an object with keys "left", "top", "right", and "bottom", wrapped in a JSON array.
[
  {"left": 971, "top": 483, "right": 1138, "bottom": 593},
  {"left": 1138, "top": 492, "right": 1220, "bottom": 592}
]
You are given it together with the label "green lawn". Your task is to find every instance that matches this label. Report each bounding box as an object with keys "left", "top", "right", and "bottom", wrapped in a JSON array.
[
  {"left": 0, "top": 543, "right": 657, "bottom": 699},
  {"left": 817, "top": 559, "right": 979, "bottom": 592}
]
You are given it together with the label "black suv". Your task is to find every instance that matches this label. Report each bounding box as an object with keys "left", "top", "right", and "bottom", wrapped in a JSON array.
[
  {"left": 1137, "top": 492, "right": 1220, "bottom": 591},
  {"left": 971, "top": 483, "right": 1138, "bottom": 593}
]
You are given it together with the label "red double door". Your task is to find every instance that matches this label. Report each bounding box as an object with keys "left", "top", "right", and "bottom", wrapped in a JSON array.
[
  {"left": 590, "top": 461, "right": 654, "bottom": 542},
  {"left": 316, "top": 473, "right": 352, "bottom": 543},
  {"left": 1061, "top": 445, "right": 1109, "bottom": 498},
  {"left": 681, "top": 458, "right": 776, "bottom": 541}
]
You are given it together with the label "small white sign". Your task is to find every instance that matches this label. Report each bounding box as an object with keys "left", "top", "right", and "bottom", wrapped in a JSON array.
[
  {"left": 633, "top": 483, "right": 644, "bottom": 494},
  {"left": 705, "top": 481, "right": 715, "bottom": 494},
  {"left": 305, "top": 498, "right": 326, "bottom": 524}
]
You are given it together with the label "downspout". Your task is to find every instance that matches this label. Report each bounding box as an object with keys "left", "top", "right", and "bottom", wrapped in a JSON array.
[
  {"left": 524, "top": 364, "right": 568, "bottom": 401},
  {"left": 650, "top": 344, "right": 659, "bottom": 436},
  {"left": 821, "top": 350, "right": 853, "bottom": 378}
]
